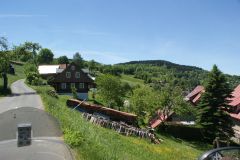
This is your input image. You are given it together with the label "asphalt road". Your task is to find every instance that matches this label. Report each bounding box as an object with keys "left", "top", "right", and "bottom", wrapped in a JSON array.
[
  {"left": 0, "top": 107, "right": 62, "bottom": 141},
  {"left": 0, "top": 79, "right": 73, "bottom": 160},
  {"left": 0, "top": 79, "right": 43, "bottom": 113},
  {"left": 0, "top": 139, "right": 74, "bottom": 160}
]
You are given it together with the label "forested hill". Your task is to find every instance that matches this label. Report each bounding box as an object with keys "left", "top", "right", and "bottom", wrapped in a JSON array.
[
  {"left": 118, "top": 60, "right": 203, "bottom": 72},
  {"left": 110, "top": 60, "right": 240, "bottom": 91}
]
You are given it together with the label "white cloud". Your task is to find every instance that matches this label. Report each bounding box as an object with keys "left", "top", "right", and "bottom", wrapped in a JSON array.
[{"left": 0, "top": 14, "right": 48, "bottom": 18}]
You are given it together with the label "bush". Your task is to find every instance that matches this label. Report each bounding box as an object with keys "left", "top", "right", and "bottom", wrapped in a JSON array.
[
  {"left": 64, "top": 128, "right": 83, "bottom": 147},
  {"left": 24, "top": 63, "right": 37, "bottom": 75},
  {"left": 71, "top": 86, "right": 78, "bottom": 99},
  {"left": 47, "top": 89, "right": 58, "bottom": 98},
  {"left": 26, "top": 72, "right": 45, "bottom": 86}
]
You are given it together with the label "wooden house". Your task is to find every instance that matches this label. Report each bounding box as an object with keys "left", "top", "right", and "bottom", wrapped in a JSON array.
[{"left": 38, "top": 62, "right": 95, "bottom": 100}]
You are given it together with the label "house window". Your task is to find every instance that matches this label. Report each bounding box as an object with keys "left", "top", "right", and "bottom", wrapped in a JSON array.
[
  {"left": 79, "top": 83, "right": 84, "bottom": 89},
  {"left": 71, "top": 83, "right": 75, "bottom": 88},
  {"left": 75, "top": 72, "right": 80, "bottom": 78},
  {"left": 71, "top": 65, "right": 75, "bottom": 70},
  {"left": 61, "top": 83, "right": 66, "bottom": 90},
  {"left": 66, "top": 72, "right": 71, "bottom": 78}
]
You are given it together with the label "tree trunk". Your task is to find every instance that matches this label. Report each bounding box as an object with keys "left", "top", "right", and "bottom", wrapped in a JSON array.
[{"left": 2, "top": 72, "right": 8, "bottom": 91}]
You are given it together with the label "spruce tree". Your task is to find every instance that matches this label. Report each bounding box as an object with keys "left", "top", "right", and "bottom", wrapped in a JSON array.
[{"left": 196, "top": 65, "right": 234, "bottom": 142}]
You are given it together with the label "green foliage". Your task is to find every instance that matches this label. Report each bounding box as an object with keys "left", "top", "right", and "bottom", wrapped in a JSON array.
[
  {"left": 196, "top": 65, "right": 234, "bottom": 141},
  {"left": 32, "top": 85, "right": 206, "bottom": 160},
  {"left": 23, "top": 63, "right": 38, "bottom": 75},
  {"left": 22, "top": 42, "right": 41, "bottom": 64},
  {"left": 26, "top": 72, "right": 43, "bottom": 85},
  {"left": 73, "top": 52, "right": 84, "bottom": 68},
  {"left": 23, "top": 42, "right": 41, "bottom": 57},
  {"left": 129, "top": 83, "right": 192, "bottom": 127},
  {"left": 71, "top": 86, "right": 78, "bottom": 99},
  {"left": 98, "top": 60, "right": 240, "bottom": 93},
  {"left": 47, "top": 89, "right": 58, "bottom": 98},
  {"left": 0, "top": 37, "right": 8, "bottom": 50},
  {"left": 12, "top": 45, "right": 32, "bottom": 62},
  {"left": 0, "top": 64, "right": 26, "bottom": 96},
  {"left": 64, "top": 128, "right": 83, "bottom": 147},
  {"left": 96, "top": 74, "right": 127, "bottom": 110},
  {"left": 58, "top": 55, "right": 69, "bottom": 64},
  {"left": 156, "top": 84, "right": 193, "bottom": 122},
  {"left": 12, "top": 42, "right": 41, "bottom": 63},
  {"left": 0, "top": 37, "right": 11, "bottom": 91},
  {"left": 130, "top": 86, "right": 154, "bottom": 126},
  {"left": 24, "top": 63, "right": 43, "bottom": 85},
  {"left": 37, "top": 48, "right": 54, "bottom": 64}
]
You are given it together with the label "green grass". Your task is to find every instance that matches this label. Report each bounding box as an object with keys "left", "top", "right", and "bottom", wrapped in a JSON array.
[
  {"left": 0, "top": 64, "right": 25, "bottom": 96},
  {"left": 120, "top": 74, "right": 144, "bottom": 86},
  {"left": 31, "top": 84, "right": 210, "bottom": 160}
]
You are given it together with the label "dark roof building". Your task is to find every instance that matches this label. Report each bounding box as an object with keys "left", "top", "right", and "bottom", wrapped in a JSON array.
[{"left": 38, "top": 62, "right": 95, "bottom": 100}]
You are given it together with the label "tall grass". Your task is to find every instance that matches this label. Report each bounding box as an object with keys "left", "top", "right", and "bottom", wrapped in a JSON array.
[{"left": 32, "top": 85, "right": 208, "bottom": 160}]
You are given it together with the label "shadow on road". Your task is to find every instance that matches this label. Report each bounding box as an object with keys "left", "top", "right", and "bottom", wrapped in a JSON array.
[
  {"left": 0, "top": 107, "right": 62, "bottom": 141},
  {"left": 10, "top": 92, "right": 37, "bottom": 97}
]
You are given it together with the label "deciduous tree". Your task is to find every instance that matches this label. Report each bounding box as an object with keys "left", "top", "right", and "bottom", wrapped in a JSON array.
[
  {"left": 58, "top": 55, "right": 69, "bottom": 64},
  {"left": 96, "top": 74, "right": 126, "bottom": 110},
  {"left": 0, "top": 37, "right": 10, "bottom": 91},
  {"left": 73, "top": 52, "right": 83, "bottom": 68},
  {"left": 37, "top": 48, "right": 54, "bottom": 64}
]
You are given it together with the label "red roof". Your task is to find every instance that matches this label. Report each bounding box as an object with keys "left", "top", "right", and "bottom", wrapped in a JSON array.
[
  {"left": 149, "top": 111, "right": 174, "bottom": 128},
  {"left": 230, "top": 113, "right": 240, "bottom": 121},
  {"left": 229, "top": 85, "right": 240, "bottom": 107},
  {"left": 185, "top": 85, "right": 205, "bottom": 105}
]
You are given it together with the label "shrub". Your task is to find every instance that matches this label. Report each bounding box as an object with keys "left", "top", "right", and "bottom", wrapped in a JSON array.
[
  {"left": 64, "top": 128, "right": 83, "bottom": 147},
  {"left": 26, "top": 71, "right": 45, "bottom": 86},
  {"left": 47, "top": 89, "right": 58, "bottom": 98},
  {"left": 71, "top": 86, "right": 78, "bottom": 99},
  {"left": 24, "top": 63, "right": 38, "bottom": 75}
]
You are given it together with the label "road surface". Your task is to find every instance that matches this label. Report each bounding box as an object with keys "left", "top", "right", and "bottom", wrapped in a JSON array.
[
  {"left": 0, "top": 139, "right": 74, "bottom": 160},
  {"left": 0, "top": 79, "right": 74, "bottom": 160},
  {"left": 0, "top": 79, "right": 43, "bottom": 113}
]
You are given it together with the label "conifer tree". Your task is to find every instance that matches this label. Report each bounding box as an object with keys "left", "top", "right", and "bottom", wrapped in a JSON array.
[{"left": 196, "top": 65, "right": 234, "bottom": 141}]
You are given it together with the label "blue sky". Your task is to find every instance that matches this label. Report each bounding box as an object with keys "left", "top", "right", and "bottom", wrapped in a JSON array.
[{"left": 0, "top": 0, "right": 240, "bottom": 75}]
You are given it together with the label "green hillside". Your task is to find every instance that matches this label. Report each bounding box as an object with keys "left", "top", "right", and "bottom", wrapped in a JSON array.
[
  {"left": 111, "top": 60, "right": 240, "bottom": 91},
  {"left": 31, "top": 85, "right": 210, "bottom": 160}
]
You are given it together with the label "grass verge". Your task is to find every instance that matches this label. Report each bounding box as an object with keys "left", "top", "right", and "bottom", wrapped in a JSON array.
[{"left": 31, "top": 84, "right": 210, "bottom": 160}]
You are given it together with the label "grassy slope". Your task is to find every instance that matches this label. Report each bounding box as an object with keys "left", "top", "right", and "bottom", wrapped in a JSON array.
[
  {"left": 120, "top": 74, "right": 144, "bottom": 86},
  {"left": 0, "top": 64, "right": 25, "bottom": 96},
  {"left": 31, "top": 84, "right": 209, "bottom": 160}
]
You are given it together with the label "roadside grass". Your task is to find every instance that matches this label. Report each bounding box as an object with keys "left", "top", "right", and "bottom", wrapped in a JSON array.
[
  {"left": 0, "top": 64, "right": 25, "bottom": 96},
  {"left": 31, "top": 84, "right": 209, "bottom": 160}
]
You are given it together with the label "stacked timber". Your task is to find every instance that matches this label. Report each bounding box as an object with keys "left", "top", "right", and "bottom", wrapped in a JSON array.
[{"left": 67, "top": 99, "right": 137, "bottom": 125}]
